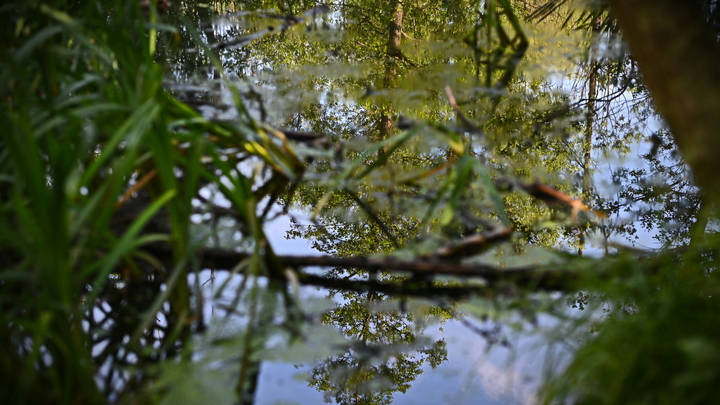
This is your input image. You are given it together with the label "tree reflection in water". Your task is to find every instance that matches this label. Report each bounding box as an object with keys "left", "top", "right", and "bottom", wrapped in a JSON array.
[{"left": 4, "top": 0, "right": 716, "bottom": 404}]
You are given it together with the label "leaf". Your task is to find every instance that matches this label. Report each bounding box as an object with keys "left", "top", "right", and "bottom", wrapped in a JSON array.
[
  {"left": 78, "top": 100, "right": 160, "bottom": 189},
  {"left": 86, "top": 189, "right": 176, "bottom": 304},
  {"left": 315, "top": 126, "right": 422, "bottom": 216},
  {"left": 12, "top": 25, "right": 64, "bottom": 62},
  {"left": 130, "top": 254, "right": 189, "bottom": 346},
  {"left": 442, "top": 155, "right": 474, "bottom": 225},
  {"left": 471, "top": 159, "right": 510, "bottom": 226}
]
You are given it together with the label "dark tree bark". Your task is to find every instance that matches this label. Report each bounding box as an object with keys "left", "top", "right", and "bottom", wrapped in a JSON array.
[{"left": 608, "top": 0, "right": 720, "bottom": 206}]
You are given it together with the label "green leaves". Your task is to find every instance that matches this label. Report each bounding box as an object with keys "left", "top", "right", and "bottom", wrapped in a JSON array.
[
  {"left": 88, "top": 189, "right": 176, "bottom": 302},
  {"left": 4, "top": 1, "right": 711, "bottom": 404},
  {"left": 314, "top": 125, "right": 423, "bottom": 216}
]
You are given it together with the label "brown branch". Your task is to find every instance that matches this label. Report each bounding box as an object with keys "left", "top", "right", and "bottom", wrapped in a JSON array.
[
  {"left": 146, "top": 244, "right": 584, "bottom": 292},
  {"left": 504, "top": 179, "right": 608, "bottom": 221},
  {"left": 117, "top": 169, "right": 157, "bottom": 208},
  {"left": 444, "top": 85, "right": 483, "bottom": 135},
  {"left": 296, "top": 273, "right": 486, "bottom": 298},
  {"left": 435, "top": 227, "right": 513, "bottom": 260}
]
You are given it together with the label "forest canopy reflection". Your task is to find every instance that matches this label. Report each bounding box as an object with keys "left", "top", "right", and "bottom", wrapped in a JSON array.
[{"left": 2, "top": 1, "right": 719, "bottom": 404}]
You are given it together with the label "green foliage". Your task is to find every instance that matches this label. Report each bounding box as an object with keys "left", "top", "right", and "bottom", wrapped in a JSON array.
[
  {"left": 4, "top": 0, "right": 720, "bottom": 404},
  {"left": 1, "top": 2, "right": 177, "bottom": 402},
  {"left": 541, "top": 252, "right": 720, "bottom": 405},
  {"left": 0, "top": 0, "right": 306, "bottom": 402}
]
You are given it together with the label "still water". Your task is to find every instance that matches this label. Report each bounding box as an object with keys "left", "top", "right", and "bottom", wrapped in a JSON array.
[{"left": 153, "top": 1, "right": 670, "bottom": 404}]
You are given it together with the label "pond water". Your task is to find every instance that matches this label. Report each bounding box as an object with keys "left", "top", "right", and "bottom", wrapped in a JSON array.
[
  {"left": 5, "top": 0, "right": 709, "bottom": 403},
  {"left": 147, "top": 1, "right": 683, "bottom": 404}
]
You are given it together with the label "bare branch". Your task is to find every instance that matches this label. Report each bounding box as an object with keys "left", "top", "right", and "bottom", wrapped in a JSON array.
[{"left": 146, "top": 244, "right": 587, "bottom": 292}]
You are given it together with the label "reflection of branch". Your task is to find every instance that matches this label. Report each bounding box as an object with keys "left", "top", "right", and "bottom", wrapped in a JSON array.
[
  {"left": 444, "top": 85, "right": 483, "bottom": 135},
  {"left": 435, "top": 227, "right": 513, "bottom": 260},
  {"left": 343, "top": 190, "right": 400, "bottom": 249},
  {"left": 287, "top": 256, "right": 577, "bottom": 290},
  {"left": 146, "top": 244, "right": 584, "bottom": 292},
  {"left": 299, "top": 273, "right": 482, "bottom": 298},
  {"left": 458, "top": 317, "right": 508, "bottom": 346},
  {"left": 189, "top": 5, "right": 332, "bottom": 52}
]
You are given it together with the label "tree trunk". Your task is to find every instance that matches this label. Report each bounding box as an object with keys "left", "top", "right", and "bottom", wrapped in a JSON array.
[
  {"left": 608, "top": 0, "right": 720, "bottom": 206},
  {"left": 378, "top": 1, "right": 405, "bottom": 148}
]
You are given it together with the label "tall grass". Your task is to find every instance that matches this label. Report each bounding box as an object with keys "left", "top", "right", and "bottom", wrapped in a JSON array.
[{"left": 0, "top": 1, "right": 305, "bottom": 402}]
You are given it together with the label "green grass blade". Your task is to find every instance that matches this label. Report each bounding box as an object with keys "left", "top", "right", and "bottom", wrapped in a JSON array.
[{"left": 86, "top": 189, "right": 177, "bottom": 304}]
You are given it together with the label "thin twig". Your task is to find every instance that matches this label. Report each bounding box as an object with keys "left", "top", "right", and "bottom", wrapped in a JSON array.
[
  {"left": 444, "top": 85, "right": 484, "bottom": 135},
  {"left": 116, "top": 169, "right": 157, "bottom": 208},
  {"left": 343, "top": 189, "right": 400, "bottom": 249}
]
